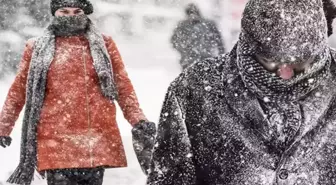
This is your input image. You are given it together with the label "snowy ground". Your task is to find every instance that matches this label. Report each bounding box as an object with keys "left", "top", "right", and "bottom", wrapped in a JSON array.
[{"left": 0, "top": 33, "right": 181, "bottom": 184}]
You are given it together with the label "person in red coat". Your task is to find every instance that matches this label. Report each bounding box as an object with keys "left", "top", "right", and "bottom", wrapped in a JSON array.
[{"left": 0, "top": 0, "right": 156, "bottom": 184}]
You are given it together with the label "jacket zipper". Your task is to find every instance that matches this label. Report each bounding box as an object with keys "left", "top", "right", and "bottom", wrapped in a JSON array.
[{"left": 82, "top": 46, "right": 94, "bottom": 167}]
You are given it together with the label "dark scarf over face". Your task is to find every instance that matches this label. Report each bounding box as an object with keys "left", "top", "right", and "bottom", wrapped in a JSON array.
[
  {"left": 236, "top": 0, "right": 332, "bottom": 151},
  {"left": 50, "top": 14, "right": 90, "bottom": 36},
  {"left": 237, "top": 34, "right": 331, "bottom": 103},
  {"left": 237, "top": 0, "right": 331, "bottom": 103},
  {"left": 237, "top": 33, "right": 331, "bottom": 150}
]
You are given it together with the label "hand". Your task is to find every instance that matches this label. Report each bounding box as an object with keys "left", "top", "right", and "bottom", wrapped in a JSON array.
[
  {"left": 0, "top": 136, "right": 12, "bottom": 148},
  {"left": 132, "top": 121, "right": 156, "bottom": 175}
]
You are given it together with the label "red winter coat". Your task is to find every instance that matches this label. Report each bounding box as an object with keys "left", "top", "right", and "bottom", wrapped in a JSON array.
[{"left": 0, "top": 35, "right": 147, "bottom": 172}]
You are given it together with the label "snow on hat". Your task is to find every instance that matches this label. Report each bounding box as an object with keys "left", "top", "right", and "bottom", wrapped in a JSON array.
[
  {"left": 50, "top": 0, "right": 93, "bottom": 16},
  {"left": 241, "top": 0, "right": 328, "bottom": 60}
]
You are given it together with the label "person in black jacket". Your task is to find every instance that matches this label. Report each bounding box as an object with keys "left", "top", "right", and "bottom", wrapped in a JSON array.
[
  {"left": 147, "top": 0, "right": 336, "bottom": 184},
  {"left": 171, "top": 3, "right": 225, "bottom": 70}
]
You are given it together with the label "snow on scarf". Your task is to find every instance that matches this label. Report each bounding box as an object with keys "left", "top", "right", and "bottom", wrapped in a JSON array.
[
  {"left": 7, "top": 22, "right": 118, "bottom": 185},
  {"left": 236, "top": 0, "right": 332, "bottom": 149},
  {"left": 237, "top": 0, "right": 331, "bottom": 103}
]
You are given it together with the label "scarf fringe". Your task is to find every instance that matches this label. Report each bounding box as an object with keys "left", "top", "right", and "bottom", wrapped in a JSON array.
[{"left": 7, "top": 163, "right": 34, "bottom": 185}]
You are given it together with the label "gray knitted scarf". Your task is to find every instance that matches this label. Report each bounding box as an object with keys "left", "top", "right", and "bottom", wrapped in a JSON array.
[
  {"left": 237, "top": 32, "right": 332, "bottom": 149},
  {"left": 7, "top": 22, "right": 118, "bottom": 185},
  {"left": 237, "top": 33, "right": 332, "bottom": 103},
  {"left": 238, "top": 0, "right": 331, "bottom": 103},
  {"left": 236, "top": 0, "right": 332, "bottom": 150}
]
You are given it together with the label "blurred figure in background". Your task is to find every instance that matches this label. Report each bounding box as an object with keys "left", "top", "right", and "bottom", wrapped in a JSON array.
[{"left": 171, "top": 3, "right": 225, "bottom": 70}]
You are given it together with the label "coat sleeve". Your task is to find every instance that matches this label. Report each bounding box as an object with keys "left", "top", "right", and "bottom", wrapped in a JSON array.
[
  {"left": 0, "top": 40, "right": 33, "bottom": 136},
  {"left": 105, "top": 36, "right": 147, "bottom": 126},
  {"left": 147, "top": 87, "right": 196, "bottom": 185}
]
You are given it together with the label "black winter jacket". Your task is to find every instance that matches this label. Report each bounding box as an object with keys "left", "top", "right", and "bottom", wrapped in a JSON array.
[
  {"left": 171, "top": 17, "right": 225, "bottom": 69},
  {"left": 147, "top": 48, "right": 336, "bottom": 185}
]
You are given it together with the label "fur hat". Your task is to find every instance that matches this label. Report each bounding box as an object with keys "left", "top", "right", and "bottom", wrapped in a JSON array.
[{"left": 50, "top": 0, "right": 93, "bottom": 16}]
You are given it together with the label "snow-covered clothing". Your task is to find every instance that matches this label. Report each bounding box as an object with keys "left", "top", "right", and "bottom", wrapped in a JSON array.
[
  {"left": 148, "top": 0, "right": 336, "bottom": 184},
  {"left": 148, "top": 49, "right": 336, "bottom": 185},
  {"left": 132, "top": 121, "right": 156, "bottom": 175},
  {"left": 46, "top": 168, "right": 104, "bottom": 185},
  {"left": 171, "top": 12, "right": 225, "bottom": 69},
  {"left": 0, "top": 23, "right": 147, "bottom": 184},
  {"left": 51, "top": 14, "right": 91, "bottom": 37}
]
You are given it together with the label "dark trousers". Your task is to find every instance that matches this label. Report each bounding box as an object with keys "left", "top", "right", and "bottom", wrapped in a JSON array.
[{"left": 46, "top": 168, "right": 105, "bottom": 185}]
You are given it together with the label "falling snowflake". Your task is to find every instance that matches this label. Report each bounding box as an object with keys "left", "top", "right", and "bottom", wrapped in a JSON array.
[{"left": 205, "top": 86, "right": 212, "bottom": 91}]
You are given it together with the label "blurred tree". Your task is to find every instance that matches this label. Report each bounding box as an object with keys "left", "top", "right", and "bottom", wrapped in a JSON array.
[
  {"left": 24, "top": 0, "right": 50, "bottom": 27},
  {"left": 0, "top": 0, "right": 20, "bottom": 30},
  {"left": 0, "top": 0, "right": 48, "bottom": 77},
  {"left": 0, "top": 0, "right": 22, "bottom": 77}
]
